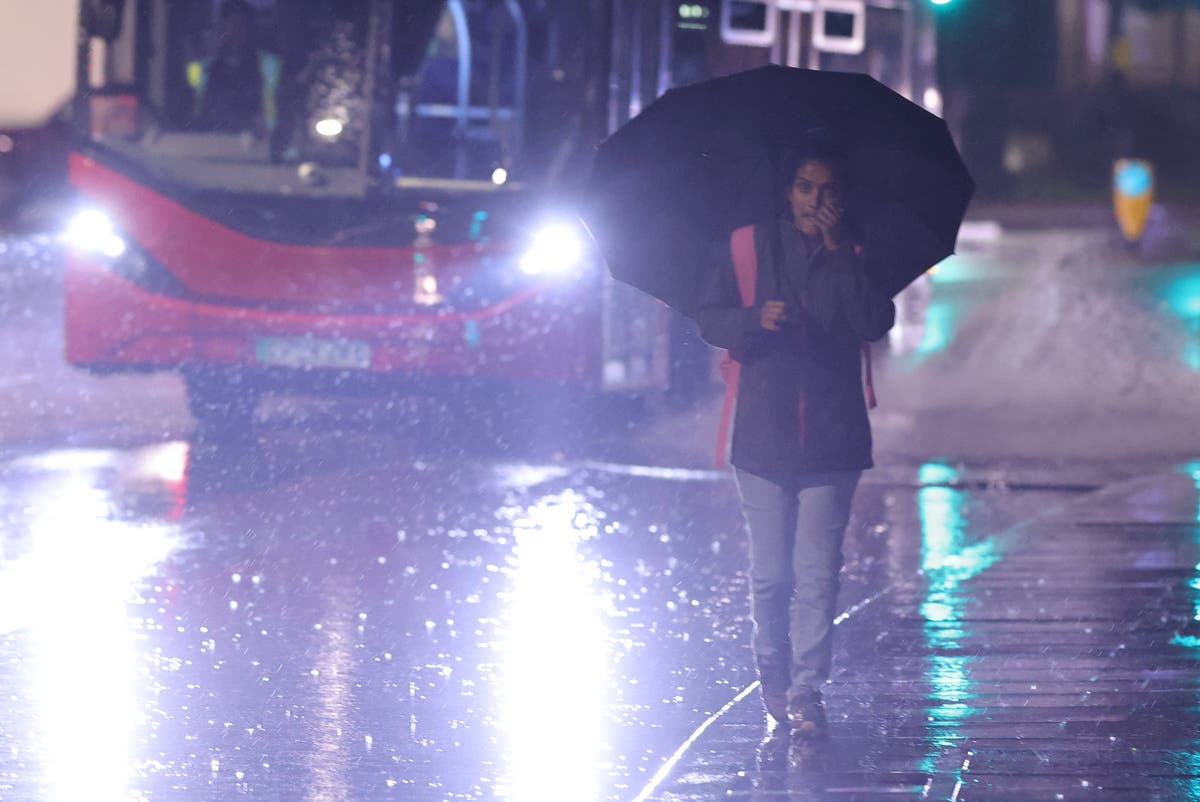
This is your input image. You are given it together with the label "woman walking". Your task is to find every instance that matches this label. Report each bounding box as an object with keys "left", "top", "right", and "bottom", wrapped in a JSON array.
[{"left": 694, "top": 137, "right": 895, "bottom": 737}]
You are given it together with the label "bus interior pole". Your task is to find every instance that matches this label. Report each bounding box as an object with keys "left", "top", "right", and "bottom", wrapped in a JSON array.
[
  {"left": 505, "top": 0, "right": 528, "bottom": 159},
  {"left": 448, "top": 0, "right": 472, "bottom": 178},
  {"left": 358, "top": 0, "right": 383, "bottom": 189}
]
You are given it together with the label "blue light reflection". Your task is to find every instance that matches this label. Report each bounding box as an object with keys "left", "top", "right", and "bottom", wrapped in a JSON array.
[
  {"left": 1141, "top": 264, "right": 1200, "bottom": 371},
  {"left": 914, "top": 301, "right": 956, "bottom": 360},
  {"left": 916, "top": 463, "right": 997, "bottom": 771}
]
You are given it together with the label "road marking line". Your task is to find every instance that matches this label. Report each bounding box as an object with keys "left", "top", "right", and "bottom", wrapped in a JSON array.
[{"left": 628, "top": 682, "right": 762, "bottom": 802}]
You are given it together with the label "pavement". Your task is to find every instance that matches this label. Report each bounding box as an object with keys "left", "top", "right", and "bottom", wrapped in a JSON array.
[{"left": 636, "top": 465, "right": 1200, "bottom": 801}]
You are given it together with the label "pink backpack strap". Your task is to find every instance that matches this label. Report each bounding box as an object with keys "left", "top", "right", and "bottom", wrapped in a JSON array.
[
  {"left": 730, "top": 225, "right": 757, "bottom": 305},
  {"left": 715, "top": 225, "right": 757, "bottom": 468}
]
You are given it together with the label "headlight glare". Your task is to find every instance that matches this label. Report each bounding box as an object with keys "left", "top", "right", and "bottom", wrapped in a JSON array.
[
  {"left": 65, "top": 209, "right": 127, "bottom": 259},
  {"left": 64, "top": 209, "right": 188, "bottom": 297},
  {"left": 519, "top": 224, "right": 585, "bottom": 276}
]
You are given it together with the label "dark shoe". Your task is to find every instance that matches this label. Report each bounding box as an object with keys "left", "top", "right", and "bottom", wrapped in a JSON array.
[
  {"left": 755, "top": 730, "right": 792, "bottom": 790},
  {"left": 788, "top": 736, "right": 829, "bottom": 771},
  {"left": 756, "top": 656, "right": 791, "bottom": 724},
  {"left": 756, "top": 728, "right": 791, "bottom": 771},
  {"left": 788, "top": 689, "right": 827, "bottom": 739}
]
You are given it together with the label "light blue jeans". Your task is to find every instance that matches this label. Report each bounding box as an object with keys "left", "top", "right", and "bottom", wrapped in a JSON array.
[{"left": 735, "top": 469, "right": 860, "bottom": 695}]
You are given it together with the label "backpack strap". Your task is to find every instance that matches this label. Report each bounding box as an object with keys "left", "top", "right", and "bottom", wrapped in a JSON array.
[
  {"left": 715, "top": 225, "right": 757, "bottom": 467},
  {"left": 730, "top": 225, "right": 758, "bottom": 305}
]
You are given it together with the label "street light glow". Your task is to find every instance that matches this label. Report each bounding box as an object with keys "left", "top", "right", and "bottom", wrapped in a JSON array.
[{"left": 923, "top": 87, "right": 943, "bottom": 116}]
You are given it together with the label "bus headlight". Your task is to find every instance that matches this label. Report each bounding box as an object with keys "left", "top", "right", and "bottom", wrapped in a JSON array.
[
  {"left": 65, "top": 209, "right": 126, "bottom": 259},
  {"left": 519, "top": 224, "right": 586, "bottom": 276},
  {"left": 63, "top": 208, "right": 188, "bottom": 297}
]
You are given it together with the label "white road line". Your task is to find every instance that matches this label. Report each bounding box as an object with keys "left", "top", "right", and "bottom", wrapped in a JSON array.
[{"left": 628, "top": 682, "right": 762, "bottom": 802}]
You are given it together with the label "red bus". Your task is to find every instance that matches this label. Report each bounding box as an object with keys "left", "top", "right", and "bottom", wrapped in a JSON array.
[{"left": 48, "top": 0, "right": 939, "bottom": 429}]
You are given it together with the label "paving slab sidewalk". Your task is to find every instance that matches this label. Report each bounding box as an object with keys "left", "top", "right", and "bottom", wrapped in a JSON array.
[{"left": 641, "top": 467, "right": 1200, "bottom": 801}]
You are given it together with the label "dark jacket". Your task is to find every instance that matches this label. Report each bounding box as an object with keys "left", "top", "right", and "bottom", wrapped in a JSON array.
[{"left": 694, "top": 220, "right": 895, "bottom": 476}]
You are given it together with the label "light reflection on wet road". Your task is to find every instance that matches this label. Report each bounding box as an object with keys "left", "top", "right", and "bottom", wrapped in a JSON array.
[
  {"left": 5, "top": 228, "right": 1200, "bottom": 799},
  {"left": 0, "top": 430, "right": 1064, "bottom": 801}
]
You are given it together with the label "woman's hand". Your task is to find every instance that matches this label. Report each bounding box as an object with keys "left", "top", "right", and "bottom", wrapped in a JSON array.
[
  {"left": 814, "top": 203, "right": 848, "bottom": 252},
  {"left": 760, "top": 300, "right": 788, "bottom": 331}
]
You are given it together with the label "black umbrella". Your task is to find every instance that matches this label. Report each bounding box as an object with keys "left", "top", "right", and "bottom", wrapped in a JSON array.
[{"left": 580, "top": 65, "right": 975, "bottom": 314}]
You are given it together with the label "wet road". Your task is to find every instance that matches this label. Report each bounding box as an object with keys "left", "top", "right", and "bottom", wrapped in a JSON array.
[
  {"left": 3, "top": 224, "right": 1200, "bottom": 799},
  {"left": 0, "top": 429, "right": 1070, "bottom": 801}
]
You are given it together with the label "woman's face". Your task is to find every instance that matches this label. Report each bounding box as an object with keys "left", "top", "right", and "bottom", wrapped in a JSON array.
[{"left": 788, "top": 160, "right": 846, "bottom": 235}]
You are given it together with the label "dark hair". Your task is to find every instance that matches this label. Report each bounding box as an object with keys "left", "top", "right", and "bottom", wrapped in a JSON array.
[
  {"left": 778, "top": 131, "right": 852, "bottom": 191},
  {"left": 773, "top": 131, "right": 855, "bottom": 233}
]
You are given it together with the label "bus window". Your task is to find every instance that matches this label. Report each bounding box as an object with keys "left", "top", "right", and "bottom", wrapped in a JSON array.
[
  {"left": 85, "top": 0, "right": 382, "bottom": 197},
  {"left": 395, "top": 0, "right": 527, "bottom": 183},
  {"left": 187, "top": 0, "right": 276, "bottom": 135}
]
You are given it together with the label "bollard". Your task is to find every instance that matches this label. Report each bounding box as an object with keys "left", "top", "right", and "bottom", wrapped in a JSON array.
[{"left": 1112, "top": 158, "right": 1154, "bottom": 246}]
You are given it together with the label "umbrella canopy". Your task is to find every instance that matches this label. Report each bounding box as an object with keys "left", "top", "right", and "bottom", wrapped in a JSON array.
[{"left": 581, "top": 65, "right": 975, "bottom": 314}]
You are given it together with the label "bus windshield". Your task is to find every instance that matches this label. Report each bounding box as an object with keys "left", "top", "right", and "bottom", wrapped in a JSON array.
[{"left": 89, "top": 0, "right": 523, "bottom": 198}]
